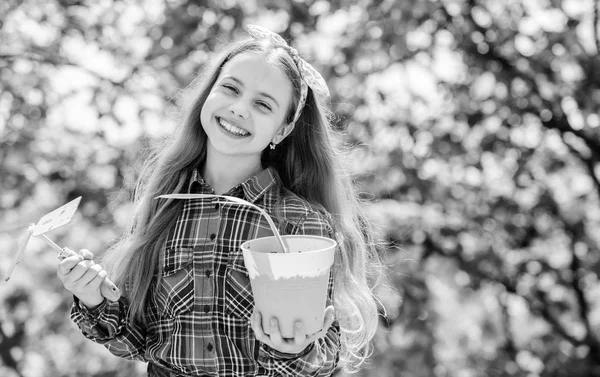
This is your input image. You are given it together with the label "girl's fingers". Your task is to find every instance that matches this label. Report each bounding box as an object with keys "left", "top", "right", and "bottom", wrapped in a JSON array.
[
  {"left": 251, "top": 310, "right": 268, "bottom": 343},
  {"left": 293, "top": 321, "right": 306, "bottom": 345},
  {"left": 251, "top": 309, "right": 337, "bottom": 354},
  {"left": 310, "top": 306, "right": 335, "bottom": 342},
  {"left": 78, "top": 248, "right": 94, "bottom": 260},
  {"left": 57, "top": 255, "right": 86, "bottom": 276},
  {"left": 322, "top": 306, "right": 335, "bottom": 332},
  {"left": 61, "top": 260, "right": 95, "bottom": 282},
  {"left": 76, "top": 263, "right": 103, "bottom": 286},
  {"left": 268, "top": 317, "right": 284, "bottom": 347},
  {"left": 87, "top": 269, "right": 107, "bottom": 289}
]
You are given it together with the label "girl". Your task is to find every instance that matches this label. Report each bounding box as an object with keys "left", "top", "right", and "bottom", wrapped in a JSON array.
[{"left": 57, "top": 25, "right": 383, "bottom": 376}]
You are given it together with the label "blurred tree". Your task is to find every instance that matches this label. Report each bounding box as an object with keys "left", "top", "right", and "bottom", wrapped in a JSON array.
[
  {"left": 343, "top": 0, "right": 600, "bottom": 376},
  {"left": 1, "top": 0, "right": 599, "bottom": 376}
]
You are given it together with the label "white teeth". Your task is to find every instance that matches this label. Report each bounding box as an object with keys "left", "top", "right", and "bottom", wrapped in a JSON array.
[{"left": 218, "top": 118, "right": 250, "bottom": 136}]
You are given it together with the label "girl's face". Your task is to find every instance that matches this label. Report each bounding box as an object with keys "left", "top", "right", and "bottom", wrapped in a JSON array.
[{"left": 200, "top": 52, "right": 293, "bottom": 164}]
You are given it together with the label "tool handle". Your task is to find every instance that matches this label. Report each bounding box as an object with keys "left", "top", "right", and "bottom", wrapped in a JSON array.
[{"left": 58, "top": 248, "right": 122, "bottom": 302}]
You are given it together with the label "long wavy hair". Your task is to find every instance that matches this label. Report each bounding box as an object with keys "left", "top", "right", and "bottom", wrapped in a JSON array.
[{"left": 103, "top": 36, "right": 385, "bottom": 372}]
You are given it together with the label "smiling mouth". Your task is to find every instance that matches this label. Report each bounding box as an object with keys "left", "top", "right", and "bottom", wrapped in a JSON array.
[{"left": 217, "top": 117, "right": 251, "bottom": 137}]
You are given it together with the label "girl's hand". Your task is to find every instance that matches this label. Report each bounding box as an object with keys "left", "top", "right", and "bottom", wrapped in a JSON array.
[
  {"left": 57, "top": 248, "right": 107, "bottom": 309},
  {"left": 251, "top": 306, "right": 335, "bottom": 355}
]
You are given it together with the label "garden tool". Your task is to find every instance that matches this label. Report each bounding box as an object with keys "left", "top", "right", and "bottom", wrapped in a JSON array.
[{"left": 4, "top": 197, "right": 121, "bottom": 301}]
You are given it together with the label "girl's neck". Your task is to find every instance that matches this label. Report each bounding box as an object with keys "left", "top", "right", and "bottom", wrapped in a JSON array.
[{"left": 202, "top": 150, "right": 262, "bottom": 195}]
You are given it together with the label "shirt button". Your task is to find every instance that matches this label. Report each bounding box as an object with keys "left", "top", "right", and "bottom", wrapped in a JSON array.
[
  {"left": 204, "top": 305, "right": 211, "bottom": 313},
  {"left": 205, "top": 269, "right": 211, "bottom": 278},
  {"left": 207, "top": 343, "right": 214, "bottom": 352},
  {"left": 209, "top": 233, "right": 216, "bottom": 240}
]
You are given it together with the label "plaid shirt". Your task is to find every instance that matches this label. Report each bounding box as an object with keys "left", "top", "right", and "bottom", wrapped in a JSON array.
[{"left": 71, "top": 166, "right": 340, "bottom": 376}]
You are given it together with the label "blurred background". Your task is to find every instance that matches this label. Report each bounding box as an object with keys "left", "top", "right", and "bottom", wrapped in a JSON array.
[{"left": 1, "top": 0, "right": 600, "bottom": 376}]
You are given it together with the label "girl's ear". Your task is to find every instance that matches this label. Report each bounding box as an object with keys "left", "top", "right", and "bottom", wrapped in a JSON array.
[{"left": 272, "top": 122, "right": 295, "bottom": 145}]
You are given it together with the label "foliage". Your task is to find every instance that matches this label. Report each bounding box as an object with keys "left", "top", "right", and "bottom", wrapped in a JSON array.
[{"left": 1, "top": 0, "right": 599, "bottom": 376}]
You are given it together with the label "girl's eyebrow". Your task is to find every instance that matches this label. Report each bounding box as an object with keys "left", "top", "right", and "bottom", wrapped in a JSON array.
[{"left": 223, "top": 75, "right": 280, "bottom": 109}]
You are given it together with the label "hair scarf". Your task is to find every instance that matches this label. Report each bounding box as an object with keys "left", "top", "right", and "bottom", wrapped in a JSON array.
[{"left": 246, "top": 25, "right": 330, "bottom": 126}]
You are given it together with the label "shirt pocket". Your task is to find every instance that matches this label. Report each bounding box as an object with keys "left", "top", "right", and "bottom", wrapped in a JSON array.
[
  {"left": 155, "top": 246, "right": 195, "bottom": 318},
  {"left": 225, "top": 255, "right": 254, "bottom": 319}
]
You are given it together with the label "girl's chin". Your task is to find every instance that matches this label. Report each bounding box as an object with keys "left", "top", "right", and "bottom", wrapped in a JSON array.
[{"left": 207, "top": 141, "right": 263, "bottom": 160}]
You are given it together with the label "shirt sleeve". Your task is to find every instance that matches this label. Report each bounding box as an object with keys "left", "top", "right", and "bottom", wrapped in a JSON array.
[
  {"left": 70, "top": 295, "right": 147, "bottom": 361},
  {"left": 257, "top": 209, "right": 341, "bottom": 376}
]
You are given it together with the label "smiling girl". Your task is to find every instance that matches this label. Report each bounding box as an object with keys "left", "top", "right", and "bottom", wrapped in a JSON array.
[{"left": 57, "top": 25, "right": 383, "bottom": 377}]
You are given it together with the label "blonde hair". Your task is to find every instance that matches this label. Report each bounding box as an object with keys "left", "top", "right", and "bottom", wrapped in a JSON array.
[{"left": 103, "top": 37, "right": 385, "bottom": 372}]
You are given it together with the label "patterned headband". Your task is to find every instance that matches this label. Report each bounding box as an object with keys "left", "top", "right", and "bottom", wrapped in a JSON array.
[{"left": 246, "top": 25, "right": 330, "bottom": 126}]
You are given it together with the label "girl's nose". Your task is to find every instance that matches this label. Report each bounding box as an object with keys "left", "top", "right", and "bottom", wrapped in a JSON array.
[{"left": 229, "top": 101, "right": 249, "bottom": 119}]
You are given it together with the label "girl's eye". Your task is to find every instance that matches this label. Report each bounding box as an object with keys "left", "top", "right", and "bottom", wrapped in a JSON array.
[
  {"left": 257, "top": 102, "right": 272, "bottom": 111},
  {"left": 223, "top": 84, "right": 239, "bottom": 94}
]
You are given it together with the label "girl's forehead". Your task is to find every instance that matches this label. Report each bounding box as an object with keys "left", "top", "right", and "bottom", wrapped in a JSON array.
[
  {"left": 219, "top": 53, "right": 292, "bottom": 103},
  {"left": 221, "top": 52, "right": 285, "bottom": 77}
]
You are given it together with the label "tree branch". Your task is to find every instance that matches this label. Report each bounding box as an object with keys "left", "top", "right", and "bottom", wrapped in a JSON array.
[
  {"left": 0, "top": 52, "right": 127, "bottom": 88},
  {"left": 438, "top": 0, "right": 600, "bottom": 197},
  {"left": 563, "top": 220, "right": 600, "bottom": 355},
  {"left": 424, "top": 234, "right": 585, "bottom": 347},
  {"left": 563, "top": 142, "right": 600, "bottom": 202},
  {"left": 443, "top": 1, "right": 600, "bottom": 156},
  {"left": 498, "top": 292, "right": 526, "bottom": 373}
]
